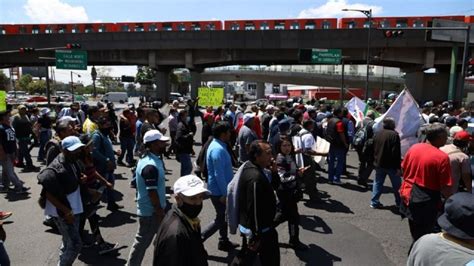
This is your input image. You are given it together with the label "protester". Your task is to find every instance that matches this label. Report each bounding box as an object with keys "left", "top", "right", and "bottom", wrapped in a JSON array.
[
  {"left": 237, "top": 140, "right": 279, "bottom": 265},
  {"left": 118, "top": 108, "right": 135, "bottom": 167},
  {"left": 400, "top": 123, "right": 453, "bottom": 247},
  {"left": 175, "top": 110, "right": 194, "bottom": 176},
  {"left": 153, "top": 175, "right": 209, "bottom": 266},
  {"left": 12, "top": 105, "right": 39, "bottom": 171},
  {"left": 38, "top": 136, "right": 85, "bottom": 266},
  {"left": 134, "top": 107, "right": 146, "bottom": 155},
  {"left": 407, "top": 192, "right": 474, "bottom": 265},
  {"left": 127, "top": 130, "right": 169, "bottom": 266},
  {"left": 36, "top": 108, "right": 52, "bottom": 163},
  {"left": 58, "top": 102, "right": 85, "bottom": 130},
  {"left": 354, "top": 111, "right": 376, "bottom": 187},
  {"left": 237, "top": 113, "right": 258, "bottom": 164},
  {"left": 370, "top": 117, "right": 402, "bottom": 209},
  {"left": 325, "top": 107, "right": 349, "bottom": 184},
  {"left": 201, "top": 121, "right": 238, "bottom": 251},
  {"left": 82, "top": 106, "right": 100, "bottom": 135},
  {"left": 167, "top": 108, "right": 178, "bottom": 156}
]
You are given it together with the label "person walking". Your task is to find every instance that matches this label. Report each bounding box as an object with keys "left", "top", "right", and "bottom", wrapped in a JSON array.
[
  {"left": 370, "top": 117, "right": 402, "bottom": 209},
  {"left": 36, "top": 108, "right": 53, "bottom": 163},
  {"left": 354, "top": 111, "right": 376, "bottom": 187},
  {"left": 175, "top": 110, "right": 194, "bottom": 176},
  {"left": 127, "top": 130, "right": 169, "bottom": 266},
  {"left": 117, "top": 108, "right": 135, "bottom": 167},
  {"left": 12, "top": 105, "right": 39, "bottom": 172},
  {"left": 201, "top": 122, "right": 239, "bottom": 251},
  {"left": 237, "top": 113, "right": 258, "bottom": 164},
  {"left": 325, "top": 107, "right": 349, "bottom": 184}
]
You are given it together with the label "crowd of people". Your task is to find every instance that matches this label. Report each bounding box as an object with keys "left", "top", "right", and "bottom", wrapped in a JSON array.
[{"left": 0, "top": 95, "right": 473, "bottom": 265}]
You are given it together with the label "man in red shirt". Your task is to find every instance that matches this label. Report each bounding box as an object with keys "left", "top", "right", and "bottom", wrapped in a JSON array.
[
  {"left": 399, "top": 123, "right": 453, "bottom": 248},
  {"left": 325, "top": 107, "right": 349, "bottom": 184}
]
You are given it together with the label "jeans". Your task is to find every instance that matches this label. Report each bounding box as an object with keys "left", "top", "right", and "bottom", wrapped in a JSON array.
[
  {"left": 371, "top": 167, "right": 401, "bottom": 206},
  {"left": 100, "top": 172, "right": 116, "bottom": 206},
  {"left": 177, "top": 153, "right": 192, "bottom": 176},
  {"left": 54, "top": 215, "right": 82, "bottom": 266},
  {"left": 127, "top": 215, "right": 160, "bottom": 266},
  {"left": 118, "top": 137, "right": 135, "bottom": 164},
  {"left": 327, "top": 147, "right": 346, "bottom": 182},
  {"left": 202, "top": 196, "right": 228, "bottom": 242},
  {"left": 17, "top": 139, "right": 33, "bottom": 167},
  {"left": 1, "top": 153, "right": 23, "bottom": 189},
  {"left": 38, "top": 129, "right": 52, "bottom": 161}
]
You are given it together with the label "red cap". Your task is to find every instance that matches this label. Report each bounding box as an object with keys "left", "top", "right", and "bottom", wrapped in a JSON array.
[{"left": 454, "top": 131, "right": 473, "bottom": 141}]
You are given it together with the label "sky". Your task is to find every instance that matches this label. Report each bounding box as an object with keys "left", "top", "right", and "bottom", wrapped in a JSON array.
[{"left": 1, "top": 0, "right": 473, "bottom": 85}]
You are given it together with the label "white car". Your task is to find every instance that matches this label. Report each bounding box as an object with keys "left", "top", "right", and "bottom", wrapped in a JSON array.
[{"left": 102, "top": 92, "right": 128, "bottom": 103}]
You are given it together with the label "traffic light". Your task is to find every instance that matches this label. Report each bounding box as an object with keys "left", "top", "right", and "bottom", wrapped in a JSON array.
[
  {"left": 19, "top": 47, "right": 35, "bottom": 52},
  {"left": 384, "top": 30, "right": 404, "bottom": 38},
  {"left": 466, "top": 58, "right": 474, "bottom": 78},
  {"left": 66, "top": 43, "right": 81, "bottom": 49},
  {"left": 121, "top": 75, "right": 135, "bottom": 82}
]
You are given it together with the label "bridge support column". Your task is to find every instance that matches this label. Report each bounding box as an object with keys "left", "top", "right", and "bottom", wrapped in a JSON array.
[
  {"left": 190, "top": 70, "right": 202, "bottom": 99},
  {"left": 256, "top": 82, "right": 265, "bottom": 99},
  {"left": 155, "top": 70, "right": 170, "bottom": 104},
  {"left": 405, "top": 71, "right": 463, "bottom": 103}
]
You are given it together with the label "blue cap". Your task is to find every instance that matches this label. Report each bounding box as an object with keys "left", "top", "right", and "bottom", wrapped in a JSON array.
[{"left": 61, "top": 136, "right": 85, "bottom": 152}]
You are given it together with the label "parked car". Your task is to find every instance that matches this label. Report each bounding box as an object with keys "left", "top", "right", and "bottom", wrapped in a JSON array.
[
  {"left": 101, "top": 92, "right": 128, "bottom": 103},
  {"left": 26, "top": 96, "right": 48, "bottom": 103},
  {"left": 169, "top": 92, "right": 184, "bottom": 103}
]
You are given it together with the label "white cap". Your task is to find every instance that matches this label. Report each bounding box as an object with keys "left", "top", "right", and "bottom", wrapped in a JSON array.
[
  {"left": 143, "top": 129, "right": 170, "bottom": 144},
  {"left": 58, "top": 116, "right": 77, "bottom": 123},
  {"left": 243, "top": 113, "right": 254, "bottom": 124},
  {"left": 173, "top": 175, "right": 210, "bottom": 197},
  {"left": 449, "top": 126, "right": 463, "bottom": 138},
  {"left": 40, "top": 108, "right": 50, "bottom": 116},
  {"left": 172, "top": 100, "right": 179, "bottom": 105}
]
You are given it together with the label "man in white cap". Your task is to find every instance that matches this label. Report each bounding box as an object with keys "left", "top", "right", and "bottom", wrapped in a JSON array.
[
  {"left": 236, "top": 113, "right": 258, "bottom": 164},
  {"left": 127, "top": 130, "right": 170, "bottom": 266},
  {"left": 153, "top": 175, "right": 209, "bottom": 266},
  {"left": 37, "top": 136, "right": 85, "bottom": 266}
]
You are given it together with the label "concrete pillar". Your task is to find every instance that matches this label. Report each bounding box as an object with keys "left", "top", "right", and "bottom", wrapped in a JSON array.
[
  {"left": 448, "top": 46, "right": 459, "bottom": 101},
  {"left": 155, "top": 70, "right": 170, "bottom": 103},
  {"left": 256, "top": 82, "right": 265, "bottom": 99},
  {"left": 405, "top": 71, "right": 452, "bottom": 102},
  {"left": 190, "top": 70, "right": 202, "bottom": 99}
]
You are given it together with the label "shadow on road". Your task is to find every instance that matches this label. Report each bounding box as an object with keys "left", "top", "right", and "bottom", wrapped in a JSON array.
[
  {"left": 304, "top": 196, "right": 353, "bottom": 214},
  {"left": 4, "top": 192, "right": 31, "bottom": 202},
  {"left": 207, "top": 249, "right": 238, "bottom": 265},
  {"left": 99, "top": 209, "right": 137, "bottom": 228},
  {"left": 294, "top": 243, "right": 342, "bottom": 266},
  {"left": 300, "top": 215, "right": 332, "bottom": 234},
  {"left": 78, "top": 245, "right": 127, "bottom": 265}
]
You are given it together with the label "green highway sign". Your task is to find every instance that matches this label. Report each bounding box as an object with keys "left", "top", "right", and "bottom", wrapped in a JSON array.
[
  {"left": 55, "top": 50, "right": 88, "bottom": 70},
  {"left": 311, "top": 48, "right": 341, "bottom": 64}
]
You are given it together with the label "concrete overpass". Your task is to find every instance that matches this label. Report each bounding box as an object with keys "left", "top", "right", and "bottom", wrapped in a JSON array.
[{"left": 0, "top": 29, "right": 472, "bottom": 101}]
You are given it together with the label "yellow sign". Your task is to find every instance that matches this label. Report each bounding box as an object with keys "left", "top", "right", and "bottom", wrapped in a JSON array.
[
  {"left": 0, "top": 91, "right": 6, "bottom": 112},
  {"left": 198, "top": 87, "right": 224, "bottom": 107}
]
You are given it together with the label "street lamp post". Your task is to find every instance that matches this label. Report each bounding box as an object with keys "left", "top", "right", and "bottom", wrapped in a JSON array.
[
  {"left": 342, "top": 8, "right": 372, "bottom": 100},
  {"left": 70, "top": 71, "right": 81, "bottom": 102},
  {"left": 91, "top": 66, "right": 97, "bottom": 98}
]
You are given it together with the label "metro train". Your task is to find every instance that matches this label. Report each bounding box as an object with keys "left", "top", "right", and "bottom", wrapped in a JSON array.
[{"left": 0, "top": 15, "right": 471, "bottom": 34}]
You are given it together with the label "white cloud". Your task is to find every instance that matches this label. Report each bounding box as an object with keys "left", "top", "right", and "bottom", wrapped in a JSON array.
[
  {"left": 24, "top": 0, "right": 89, "bottom": 23},
  {"left": 298, "top": 0, "right": 383, "bottom": 18}
]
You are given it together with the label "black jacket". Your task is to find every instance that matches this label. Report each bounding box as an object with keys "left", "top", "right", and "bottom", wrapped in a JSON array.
[
  {"left": 153, "top": 204, "right": 208, "bottom": 266},
  {"left": 176, "top": 122, "right": 194, "bottom": 154},
  {"left": 326, "top": 117, "right": 346, "bottom": 149},
  {"left": 238, "top": 161, "right": 277, "bottom": 235},
  {"left": 373, "top": 128, "right": 401, "bottom": 169}
]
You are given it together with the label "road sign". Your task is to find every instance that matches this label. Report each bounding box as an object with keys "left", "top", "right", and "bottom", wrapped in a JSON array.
[
  {"left": 55, "top": 50, "right": 87, "bottom": 70},
  {"left": 430, "top": 19, "right": 473, "bottom": 44},
  {"left": 310, "top": 49, "right": 341, "bottom": 64}
]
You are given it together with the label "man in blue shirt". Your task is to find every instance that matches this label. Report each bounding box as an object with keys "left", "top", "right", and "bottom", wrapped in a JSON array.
[
  {"left": 127, "top": 129, "right": 169, "bottom": 266},
  {"left": 202, "top": 121, "right": 239, "bottom": 252}
]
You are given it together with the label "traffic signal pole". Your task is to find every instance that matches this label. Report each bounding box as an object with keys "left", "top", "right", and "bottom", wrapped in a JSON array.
[{"left": 459, "top": 25, "right": 471, "bottom": 105}]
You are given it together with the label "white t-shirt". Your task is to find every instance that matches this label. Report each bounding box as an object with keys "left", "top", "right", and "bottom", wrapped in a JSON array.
[{"left": 45, "top": 187, "right": 83, "bottom": 217}]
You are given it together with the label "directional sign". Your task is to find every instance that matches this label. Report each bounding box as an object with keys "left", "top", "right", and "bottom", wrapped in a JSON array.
[
  {"left": 311, "top": 49, "right": 341, "bottom": 64},
  {"left": 55, "top": 50, "right": 87, "bottom": 70}
]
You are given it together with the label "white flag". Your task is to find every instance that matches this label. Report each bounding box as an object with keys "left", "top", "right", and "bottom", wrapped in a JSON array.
[
  {"left": 345, "top": 97, "right": 366, "bottom": 127},
  {"left": 374, "top": 89, "right": 423, "bottom": 156}
]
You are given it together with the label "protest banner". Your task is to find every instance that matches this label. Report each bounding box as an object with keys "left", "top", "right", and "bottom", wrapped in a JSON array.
[{"left": 198, "top": 87, "right": 224, "bottom": 107}]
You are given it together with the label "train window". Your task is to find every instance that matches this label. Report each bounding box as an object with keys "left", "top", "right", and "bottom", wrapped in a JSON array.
[
  {"left": 44, "top": 27, "right": 52, "bottom": 34},
  {"left": 290, "top": 22, "right": 299, "bottom": 30},
  {"left": 58, "top": 27, "right": 66, "bottom": 33},
  {"left": 380, "top": 20, "right": 390, "bottom": 28},
  {"left": 230, "top": 23, "right": 240, "bottom": 30},
  {"left": 121, "top": 25, "right": 130, "bottom": 32},
  {"left": 275, "top": 22, "right": 285, "bottom": 30},
  {"left": 163, "top": 23, "right": 172, "bottom": 31},
  {"left": 260, "top": 22, "right": 269, "bottom": 30},
  {"left": 347, "top": 21, "right": 356, "bottom": 29},
  {"left": 304, "top": 21, "right": 316, "bottom": 29},
  {"left": 135, "top": 25, "right": 144, "bottom": 32},
  {"left": 191, "top": 23, "right": 201, "bottom": 31},
  {"left": 396, "top": 20, "right": 407, "bottom": 28},
  {"left": 363, "top": 21, "right": 373, "bottom": 28},
  {"left": 413, "top": 20, "right": 424, "bottom": 27},
  {"left": 244, "top": 22, "right": 255, "bottom": 30},
  {"left": 177, "top": 23, "right": 186, "bottom": 31},
  {"left": 32, "top": 27, "right": 40, "bottom": 34},
  {"left": 322, "top": 21, "right": 331, "bottom": 29},
  {"left": 0, "top": 27, "right": 5, "bottom": 35},
  {"left": 206, "top": 23, "right": 216, "bottom": 30},
  {"left": 85, "top": 26, "right": 94, "bottom": 33},
  {"left": 72, "top": 26, "right": 80, "bottom": 33},
  {"left": 148, "top": 24, "right": 158, "bottom": 31},
  {"left": 98, "top": 25, "right": 107, "bottom": 32}
]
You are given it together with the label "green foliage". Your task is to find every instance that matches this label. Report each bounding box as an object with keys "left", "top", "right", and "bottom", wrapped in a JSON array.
[
  {"left": 135, "top": 66, "right": 155, "bottom": 85},
  {"left": 0, "top": 72, "right": 10, "bottom": 90},
  {"left": 17, "top": 74, "right": 33, "bottom": 91},
  {"left": 26, "top": 80, "right": 46, "bottom": 94}
]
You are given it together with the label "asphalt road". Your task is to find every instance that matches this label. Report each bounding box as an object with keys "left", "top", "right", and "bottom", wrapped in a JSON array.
[{"left": 1, "top": 114, "right": 412, "bottom": 266}]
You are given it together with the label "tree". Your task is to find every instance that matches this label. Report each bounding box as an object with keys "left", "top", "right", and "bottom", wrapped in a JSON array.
[
  {"left": 135, "top": 66, "right": 155, "bottom": 85},
  {"left": 96, "top": 67, "right": 121, "bottom": 92},
  {"left": 27, "top": 80, "right": 46, "bottom": 94},
  {"left": 17, "top": 74, "right": 33, "bottom": 91},
  {"left": 0, "top": 72, "right": 10, "bottom": 90}
]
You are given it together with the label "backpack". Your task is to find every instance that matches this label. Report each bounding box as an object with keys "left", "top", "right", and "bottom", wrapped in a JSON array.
[{"left": 353, "top": 126, "right": 367, "bottom": 148}]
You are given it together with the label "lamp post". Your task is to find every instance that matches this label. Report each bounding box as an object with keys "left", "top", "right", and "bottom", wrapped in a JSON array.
[
  {"left": 342, "top": 8, "right": 372, "bottom": 99},
  {"left": 91, "top": 66, "right": 97, "bottom": 98},
  {"left": 70, "top": 71, "right": 81, "bottom": 102}
]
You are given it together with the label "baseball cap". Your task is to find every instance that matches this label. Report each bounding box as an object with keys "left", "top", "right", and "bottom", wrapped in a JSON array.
[
  {"left": 58, "top": 116, "right": 78, "bottom": 123},
  {"left": 40, "top": 108, "right": 50, "bottom": 116},
  {"left": 243, "top": 113, "right": 254, "bottom": 124},
  {"left": 438, "top": 192, "right": 474, "bottom": 240},
  {"left": 449, "top": 126, "right": 463, "bottom": 138},
  {"left": 265, "top": 104, "right": 275, "bottom": 111},
  {"left": 445, "top": 116, "right": 457, "bottom": 127},
  {"left": 173, "top": 175, "right": 210, "bottom": 197},
  {"left": 143, "top": 129, "right": 170, "bottom": 144},
  {"left": 61, "top": 136, "right": 85, "bottom": 152},
  {"left": 172, "top": 100, "right": 179, "bottom": 105},
  {"left": 17, "top": 105, "right": 26, "bottom": 110},
  {"left": 454, "top": 130, "right": 472, "bottom": 141}
]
